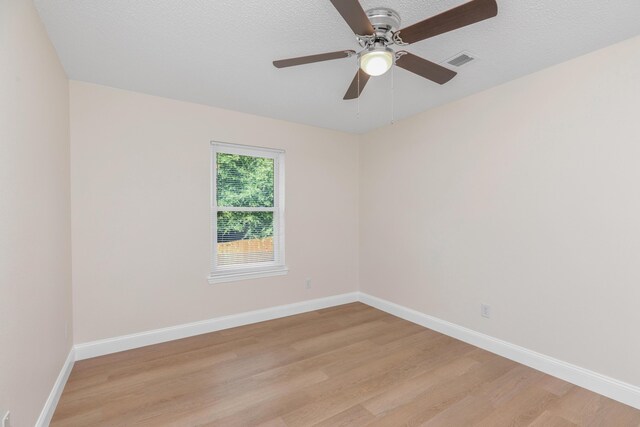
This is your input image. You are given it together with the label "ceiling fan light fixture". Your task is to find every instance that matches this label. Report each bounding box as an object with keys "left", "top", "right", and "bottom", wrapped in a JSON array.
[{"left": 359, "top": 47, "right": 394, "bottom": 76}]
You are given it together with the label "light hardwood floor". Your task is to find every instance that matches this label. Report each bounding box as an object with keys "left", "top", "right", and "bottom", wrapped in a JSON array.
[{"left": 52, "top": 303, "right": 640, "bottom": 426}]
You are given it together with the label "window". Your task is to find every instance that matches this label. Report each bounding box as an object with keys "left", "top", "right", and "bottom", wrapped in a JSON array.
[{"left": 208, "top": 142, "right": 286, "bottom": 284}]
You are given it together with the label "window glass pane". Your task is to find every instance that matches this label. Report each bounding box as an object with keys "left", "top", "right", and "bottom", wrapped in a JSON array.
[
  {"left": 217, "top": 211, "right": 274, "bottom": 266},
  {"left": 217, "top": 153, "right": 274, "bottom": 207}
]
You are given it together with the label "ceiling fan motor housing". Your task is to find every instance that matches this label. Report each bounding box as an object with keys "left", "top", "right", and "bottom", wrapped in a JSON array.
[{"left": 360, "top": 8, "right": 401, "bottom": 46}]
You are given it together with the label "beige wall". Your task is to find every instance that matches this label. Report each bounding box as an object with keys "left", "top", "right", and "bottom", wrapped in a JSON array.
[
  {"left": 360, "top": 35, "right": 640, "bottom": 386},
  {"left": 70, "top": 81, "right": 359, "bottom": 343},
  {"left": 0, "top": 0, "right": 72, "bottom": 425}
]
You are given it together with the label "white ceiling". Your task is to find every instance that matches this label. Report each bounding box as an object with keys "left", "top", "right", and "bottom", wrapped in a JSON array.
[{"left": 35, "top": 0, "right": 640, "bottom": 134}]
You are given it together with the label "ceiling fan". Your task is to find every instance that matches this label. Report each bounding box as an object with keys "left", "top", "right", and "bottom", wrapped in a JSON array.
[{"left": 273, "top": 0, "right": 498, "bottom": 100}]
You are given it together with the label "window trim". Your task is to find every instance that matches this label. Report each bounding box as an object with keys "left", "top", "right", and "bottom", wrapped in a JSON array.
[{"left": 208, "top": 141, "right": 287, "bottom": 284}]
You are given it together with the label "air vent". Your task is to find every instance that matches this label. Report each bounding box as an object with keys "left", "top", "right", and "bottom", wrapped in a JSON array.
[{"left": 444, "top": 51, "right": 477, "bottom": 68}]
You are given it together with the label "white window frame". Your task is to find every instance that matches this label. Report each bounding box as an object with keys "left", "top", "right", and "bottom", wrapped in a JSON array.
[{"left": 208, "top": 141, "right": 287, "bottom": 284}]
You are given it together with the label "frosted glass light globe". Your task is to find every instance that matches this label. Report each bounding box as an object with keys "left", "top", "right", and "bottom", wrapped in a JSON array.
[{"left": 359, "top": 49, "right": 393, "bottom": 76}]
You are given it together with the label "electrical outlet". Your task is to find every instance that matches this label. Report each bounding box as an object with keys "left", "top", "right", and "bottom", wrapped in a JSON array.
[
  {"left": 1, "top": 410, "right": 10, "bottom": 427},
  {"left": 481, "top": 304, "right": 491, "bottom": 319},
  {"left": 305, "top": 278, "right": 312, "bottom": 289}
]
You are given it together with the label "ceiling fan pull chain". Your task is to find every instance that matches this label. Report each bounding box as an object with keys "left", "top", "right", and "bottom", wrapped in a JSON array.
[
  {"left": 391, "top": 63, "right": 395, "bottom": 125},
  {"left": 357, "top": 62, "right": 361, "bottom": 119}
]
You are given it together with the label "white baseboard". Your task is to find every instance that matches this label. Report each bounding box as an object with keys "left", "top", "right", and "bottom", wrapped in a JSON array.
[
  {"left": 359, "top": 292, "right": 640, "bottom": 410},
  {"left": 36, "top": 347, "right": 75, "bottom": 427},
  {"left": 75, "top": 292, "right": 359, "bottom": 360},
  {"left": 69, "top": 290, "right": 639, "bottom": 411}
]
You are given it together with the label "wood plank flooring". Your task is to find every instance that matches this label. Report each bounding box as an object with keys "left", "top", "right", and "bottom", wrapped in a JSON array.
[{"left": 52, "top": 303, "right": 640, "bottom": 426}]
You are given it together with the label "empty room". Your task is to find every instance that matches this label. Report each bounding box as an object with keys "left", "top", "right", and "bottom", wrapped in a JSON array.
[{"left": 2, "top": 0, "right": 640, "bottom": 425}]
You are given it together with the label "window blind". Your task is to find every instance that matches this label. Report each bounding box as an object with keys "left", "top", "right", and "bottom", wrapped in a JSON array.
[{"left": 210, "top": 143, "right": 285, "bottom": 280}]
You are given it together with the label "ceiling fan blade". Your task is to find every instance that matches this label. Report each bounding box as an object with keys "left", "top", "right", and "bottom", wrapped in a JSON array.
[
  {"left": 396, "top": 0, "right": 497, "bottom": 45},
  {"left": 329, "top": 0, "right": 374, "bottom": 36},
  {"left": 273, "top": 50, "right": 355, "bottom": 68},
  {"left": 343, "top": 69, "right": 370, "bottom": 100},
  {"left": 395, "top": 52, "right": 457, "bottom": 85}
]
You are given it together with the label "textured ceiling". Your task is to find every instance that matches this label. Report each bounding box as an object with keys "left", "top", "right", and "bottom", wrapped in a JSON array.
[{"left": 35, "top": 0, "right": 640, "bottom": 134}]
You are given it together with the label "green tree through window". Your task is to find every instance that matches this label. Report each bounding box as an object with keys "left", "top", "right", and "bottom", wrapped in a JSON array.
[{"left": 216, "top": 153, "right": 274, "bottom": 242}]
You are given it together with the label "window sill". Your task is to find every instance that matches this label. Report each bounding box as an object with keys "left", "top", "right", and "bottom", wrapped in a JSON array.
[{"left": 208, "top": 266, "right": 289, "bottom": 284}]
